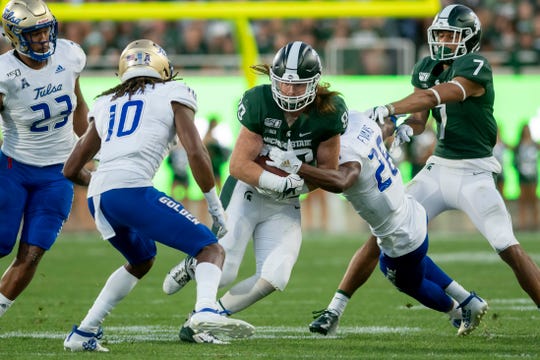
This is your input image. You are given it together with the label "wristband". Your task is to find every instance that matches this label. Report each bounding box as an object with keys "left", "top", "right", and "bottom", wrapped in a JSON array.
[
  {"left": 203, "top": 187, "right": 220, "bottom": 208},
  {"left": 258, "top": 170, "right": 285, "bottom": 192},
  {"left": 385, "top": 103, "right": 396, "bottom": 116}
]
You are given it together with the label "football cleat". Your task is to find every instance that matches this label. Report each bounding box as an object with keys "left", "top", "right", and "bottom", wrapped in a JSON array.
[
  {"left": 162, "top": 256, "right": 196, "bottom": 295},
  {"left": 179, "top": 314, "right": 229, "bottom": 345},
  {"left": 457, "top": 292, "right": 488, "bottom": 336},
  {"left": 309, "top": 308, "right": 340, "bottom": 335},
  {"left": 63, "top": 325, "right": 109, "bottom": 352},
  {"left": 449, "top": 307, "right": 462, "bottom": 329},
  {"left": 95, "top": 325, "right": 104, "bottom": 340},
  {"left": 189, "top": 308, "right": 255, "bottom": 339}
]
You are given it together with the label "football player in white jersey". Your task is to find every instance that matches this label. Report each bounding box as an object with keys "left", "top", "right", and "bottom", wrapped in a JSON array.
[
  {"left": 268, "top": 111, "right": 488, "bottom": 336},
  {"left": 0, "top": 0, "right": 89, "bottom": 318},
  {"left": 61, "top": 39, "right": 254, "bottom": 352}
]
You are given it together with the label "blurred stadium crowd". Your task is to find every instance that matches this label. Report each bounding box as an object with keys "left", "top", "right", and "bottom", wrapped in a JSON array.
[
  {"left": 0, "top": 0, "right": 538, "bottom": 233},
  {"left": 1, "top": 0, "right": 538, "bottom": 74}
]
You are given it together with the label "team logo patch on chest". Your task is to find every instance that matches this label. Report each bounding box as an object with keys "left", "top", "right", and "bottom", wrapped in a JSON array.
[
  {"left": 6, "top": 68, "right": 21, "bottom": 78},
  {"left": 21, "top": 78, "right": 30, "bottom": 89},
  {"left": 264, "top": 118, "right": 282, "bottom": 128}
]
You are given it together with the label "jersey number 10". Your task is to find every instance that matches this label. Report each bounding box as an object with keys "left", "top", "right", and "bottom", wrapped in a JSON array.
[{"left": 105, "top": 100, "right": 143, "bottom": 142}]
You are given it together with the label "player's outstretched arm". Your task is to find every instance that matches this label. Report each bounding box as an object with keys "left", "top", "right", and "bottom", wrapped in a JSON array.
[{"left": 298, "top": 162, "right": 360, "bottom": 194}]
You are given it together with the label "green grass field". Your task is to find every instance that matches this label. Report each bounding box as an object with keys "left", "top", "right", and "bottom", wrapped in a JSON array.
[{"left": 1, "top": 231, "right": 539, "bottom": 359}]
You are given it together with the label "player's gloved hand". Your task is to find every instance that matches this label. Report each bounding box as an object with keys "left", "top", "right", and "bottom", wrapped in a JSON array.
[
  {"left": 279, "top": 173, "right": 305, "bottom": 199},
  {"left": 267, "top": 141, "right": 302, "bottom": 174},
  {"left": 257, "top": 171, "right": 305, "bottom": 200},
  {"left": 392, "top": 124, "right": 414, "bottom": 148},
  {"left": 203, "top": 187, "right": 227, "bottom": 238},
  {"left": 365, "top": 105, "right": 395, "bottom": 125}
]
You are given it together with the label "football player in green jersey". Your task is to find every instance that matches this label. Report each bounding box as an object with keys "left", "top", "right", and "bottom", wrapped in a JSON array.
[
  {"left": 309, "top": 4, "right": 540, "bottom": 336},
  {"left": 162, "top": 41, "right": 348, "bottom": 342}
]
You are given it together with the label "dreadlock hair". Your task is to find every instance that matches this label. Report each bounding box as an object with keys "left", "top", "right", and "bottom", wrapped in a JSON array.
[
  {"left": 96, "top": 75, "right": 178, "bottom": 100},
  {"left": 250, "top": 64, "right": 342, "bottom": 115}
]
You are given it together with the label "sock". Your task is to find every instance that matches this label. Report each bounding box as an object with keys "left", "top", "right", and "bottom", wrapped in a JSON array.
[
  {"left": 0, "top": 292, "right": 13, "bottom": 317},
  {"left": 79, "top": 266, "right": 138, "bottom": 333},
  {"left": 194, "top": 262, "right": 221, "bottom": 312},
  {"left": 218, "top": 277, "right": 275, "bottom": 314},
  {"left": 444, "top": 281, "right": 471, "bottom": 304},
  {"left": 328, "top": 289, "right": 350, "bottom": 316}
]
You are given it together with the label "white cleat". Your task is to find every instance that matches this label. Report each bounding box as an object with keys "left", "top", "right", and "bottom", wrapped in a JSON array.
[
  {"left": 457, "top": 292, "right": 488, "bottom": 336},
  {"left": 163, "top": 256, "right": 196, "bottom": 295},
  {"left": 448, "top": 306, "right": 462, "bottom": 329},
  {"left": 179, "top": 313, "right": 230, "bottom": 344},
  {"left": 189, "top": 308, "right": 255, "bottom": 340},
  {"left": 63, "top": 325, "right": 109, "bottom": 352}
]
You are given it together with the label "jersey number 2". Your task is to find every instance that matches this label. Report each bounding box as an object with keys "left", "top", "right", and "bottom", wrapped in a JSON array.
[
  {"left": 30, "top": 95, "right": 72, "bottom": 132},
  {"left": 368, "top": 135, "right": 398, "bottom": 192}
]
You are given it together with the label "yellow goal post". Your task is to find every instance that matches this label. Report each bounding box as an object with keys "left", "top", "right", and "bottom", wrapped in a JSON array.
[{"left": 1, "top": 1, "right": 440, "bottom": 87}]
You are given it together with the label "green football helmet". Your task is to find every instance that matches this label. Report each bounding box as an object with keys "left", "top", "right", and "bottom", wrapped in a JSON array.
[
  {"left": 270, "top": 41, "right": 321, "bottom": 112},
  {"left": 427, "top": 4, "right": 482, "bottom": 61}
]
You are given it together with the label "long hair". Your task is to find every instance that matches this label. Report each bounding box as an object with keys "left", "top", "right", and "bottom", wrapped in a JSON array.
[
  {"left": 96, "top": 75, "right": 178, "bottom": 100},
  {"left": 250, "top": 64, "right": 342, "bottom": 114}
]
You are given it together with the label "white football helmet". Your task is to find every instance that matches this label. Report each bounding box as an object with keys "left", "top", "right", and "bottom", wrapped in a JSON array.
[
  {"left": 1, "top": 0, "right": 57, "bottom": 61},
  {"left": 118, "top": 39, "right": 173, "bottom": 83},
  {"left": 270, "top": 41, "right": 321, "bottom": 112}
]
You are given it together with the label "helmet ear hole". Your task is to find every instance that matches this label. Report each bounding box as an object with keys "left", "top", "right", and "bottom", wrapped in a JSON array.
[
  {"left": 1, "top": 0, "right": 57, "bottom": 61},
  {"left": 118, "top": 39, "right": 173, "bottom": 82},
  {"left": 269, "top": 41, "right": 322, "bottom": 112}
]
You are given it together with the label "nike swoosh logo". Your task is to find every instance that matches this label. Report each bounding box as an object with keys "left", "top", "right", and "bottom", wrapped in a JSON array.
[{"left": 299, "top": 132, "right": 312, "bottom": 137}]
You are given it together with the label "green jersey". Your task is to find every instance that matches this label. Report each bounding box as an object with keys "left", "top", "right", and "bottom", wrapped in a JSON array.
[
  {"left": 411, "top": 54, "right": 496, "bottom": 159},
  {"left": 237, "top": 84, "right": 348, "bottom": 164}
]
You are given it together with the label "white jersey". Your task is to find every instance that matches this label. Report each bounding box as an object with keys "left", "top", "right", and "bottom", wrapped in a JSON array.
[
  {"left": 340, "top": 111, "right": 426, "bottom": 257},
  {"left": 0, "top": 39, "right": 85, "bottom": 166},
  {"left": 88, "top": 81, "right": 197, "bottom": 198}
]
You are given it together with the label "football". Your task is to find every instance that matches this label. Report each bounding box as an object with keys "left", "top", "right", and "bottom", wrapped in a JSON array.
[{"left": 254, "top": 155, "right": 289, "bottom": 177}]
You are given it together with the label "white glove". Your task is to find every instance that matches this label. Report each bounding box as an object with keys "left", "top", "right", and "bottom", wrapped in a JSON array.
[
  {"left": 203, "top": 187, "right": 227, "bottom": 238},
  {"left": 257, "top": 171, "right": 305, "bottom": 200},
  {"left": 267, "top": 141, "right": 302, "bottom": 174},
  {"left": 392, "top": 124, "right": 414, "bottom": 148},
  {"left": 280, "top": 173, "right": 305, "bottom": 199},
  {"left": 365, "top": 105, "right": 390, "bottom": 125}
]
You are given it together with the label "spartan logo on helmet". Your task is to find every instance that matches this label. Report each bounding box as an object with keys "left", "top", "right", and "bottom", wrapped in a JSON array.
[
  {"left": 270, "top": 41, "right": 322, "bottom": 112},
  {"left": 118, "top": 39, "right": 174, "bottom": 83},
  {"left": 1, "top": 0, "right": 58, "bottom": 61},
  {"left": 427, "top": 4, "right": 482, "bottom": 61}
]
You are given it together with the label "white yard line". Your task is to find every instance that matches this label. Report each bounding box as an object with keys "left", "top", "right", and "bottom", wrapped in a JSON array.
[{"left": 0, "top": 325, "right": 420, "bottom": 342}]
